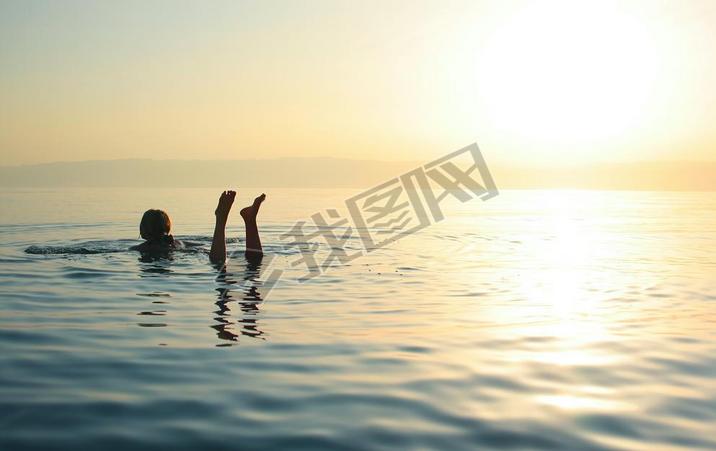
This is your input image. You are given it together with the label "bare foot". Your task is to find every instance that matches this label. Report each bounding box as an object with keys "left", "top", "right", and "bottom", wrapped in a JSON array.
[
  {"left": 240, "top": 193, "right": 266, "bottom": 222},
  {"left": 215, "top": 190, "right": 236, "bottom": 222}
]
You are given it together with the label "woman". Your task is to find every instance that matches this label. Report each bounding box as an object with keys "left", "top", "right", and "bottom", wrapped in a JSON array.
[{"left": 131, "top": 190, "right": 266, "bottom": 264}]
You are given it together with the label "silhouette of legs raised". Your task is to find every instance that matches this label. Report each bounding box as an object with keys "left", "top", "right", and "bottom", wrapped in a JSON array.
[
  {"left": 240, "top": 193, "right": 265, "bottom": 258},
  {"left": 210, "top": 190, "right": 236, "bottom": 264}
]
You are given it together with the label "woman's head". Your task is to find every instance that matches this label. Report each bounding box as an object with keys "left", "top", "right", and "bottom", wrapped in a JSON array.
[{"left": 139, "top": 209, "right": 172, "bottom": 241}]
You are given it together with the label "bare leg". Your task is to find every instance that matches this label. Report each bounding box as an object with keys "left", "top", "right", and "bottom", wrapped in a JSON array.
[
  {"left": 240, "top": 193, "right": 266, "bottom": 258},
  {"left": 210, "top": 190, "right": 236, "bottom": 264}
]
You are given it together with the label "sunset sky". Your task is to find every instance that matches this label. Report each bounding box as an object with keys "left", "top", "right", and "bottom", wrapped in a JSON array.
[{"left": 1, "top": 0, "right": 715, "bottom": 168}]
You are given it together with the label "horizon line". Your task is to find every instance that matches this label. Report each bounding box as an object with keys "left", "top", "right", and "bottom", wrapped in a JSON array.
[{"left": 3, "top": 157, "right": 716, "bottom": 169}]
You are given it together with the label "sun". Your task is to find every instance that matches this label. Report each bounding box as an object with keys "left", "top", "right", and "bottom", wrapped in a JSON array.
[{"left": 475, "top": 1, "right": 662, "bottom": 159}]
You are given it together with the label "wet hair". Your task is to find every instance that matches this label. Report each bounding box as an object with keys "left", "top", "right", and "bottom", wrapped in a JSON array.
[{"left": 139, "top": 209, "right": 173, "bottom": 244}]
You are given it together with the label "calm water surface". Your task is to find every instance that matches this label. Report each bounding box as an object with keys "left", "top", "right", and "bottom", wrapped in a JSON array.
[{"left": 1, "top": 188, "right": 715, "bottom": 450}]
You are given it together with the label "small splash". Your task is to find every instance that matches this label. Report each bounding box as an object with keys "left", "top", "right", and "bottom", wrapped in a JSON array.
[
  {"left": 25, "top": 240, "right": 136, "bottom": 255},
  {"left": 26, "top": 244, "right": 121, "bottom": 255},
  {"left": 25, "top": 236, "right": 214, "bottom": 255}
]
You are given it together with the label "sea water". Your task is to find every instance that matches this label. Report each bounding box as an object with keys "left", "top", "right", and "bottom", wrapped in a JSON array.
[{"left": 1, "top": 188, "right": 715, "bottom": 450}]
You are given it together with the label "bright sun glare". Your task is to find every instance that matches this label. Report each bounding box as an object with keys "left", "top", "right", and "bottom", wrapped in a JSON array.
[{"left": 477, "top": 1, "right": 661, "bottom": 156}]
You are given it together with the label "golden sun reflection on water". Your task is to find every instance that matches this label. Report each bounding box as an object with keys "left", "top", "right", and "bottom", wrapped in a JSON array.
[
  {"left": 535, "top": 393, "right": 633, "bottom": 412},
  {"left": 438, "top": 191, "right": 687, "bottom": 417}
]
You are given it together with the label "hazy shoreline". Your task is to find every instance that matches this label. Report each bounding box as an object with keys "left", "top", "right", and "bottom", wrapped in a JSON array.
[{"left": 1, "top": 158, "right": 714, "bottom": 191}]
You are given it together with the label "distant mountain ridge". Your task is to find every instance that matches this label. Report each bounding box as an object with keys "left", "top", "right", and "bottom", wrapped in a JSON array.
[
  {"left": 1, "top": 158, "right": 715, "bottom": 190},
  {"left": 0, "top": 158, "right": 417, "bottom": 188}
]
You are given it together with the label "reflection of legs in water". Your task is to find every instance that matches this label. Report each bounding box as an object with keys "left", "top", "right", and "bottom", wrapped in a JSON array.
[
  {"left": 237, "top": 256, "right": 264, "bottom": 338},
  {"left": 213, "top": 283, "right": 239, "bottom": 343},
  {"left": 240, "top": 193, "right": 266, "bottom": 258},
  {"left": 212, "top": 256, "right": 267, "bottom": 343},
  {"left": 241, "top": 256, "right": 263, "bottom": 300},
  {"left": 239, "top": 258, "right": 263, "bottom": 338}
]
